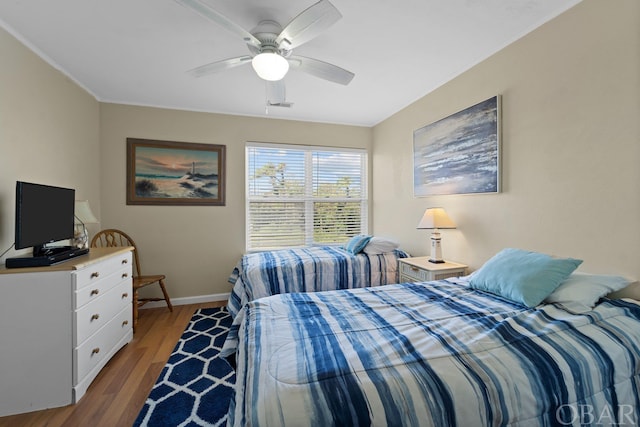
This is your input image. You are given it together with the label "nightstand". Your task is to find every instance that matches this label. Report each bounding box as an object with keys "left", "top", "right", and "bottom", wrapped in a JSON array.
[{"left": 398, "top": 257, "right": 468, "bottom": 282}]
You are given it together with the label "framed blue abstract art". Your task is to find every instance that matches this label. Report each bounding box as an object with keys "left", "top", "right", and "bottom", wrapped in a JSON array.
[{"left": 413, "top": 95, "right": 501, "bottom": 196}]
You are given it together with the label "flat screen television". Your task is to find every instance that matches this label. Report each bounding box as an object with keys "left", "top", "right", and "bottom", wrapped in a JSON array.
[{"left": 15, "top": 181, "right": 76, "bottom": 257}]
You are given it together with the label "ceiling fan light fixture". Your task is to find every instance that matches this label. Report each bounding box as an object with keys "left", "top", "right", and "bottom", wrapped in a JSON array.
[{"left": 252, "top": 52, "right": 289, "bottom": 81}]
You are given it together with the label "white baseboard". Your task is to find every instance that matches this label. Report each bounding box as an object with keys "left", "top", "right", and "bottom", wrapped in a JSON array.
[{"left": 139, "top": 292, "right": 230, "bottom": 309}]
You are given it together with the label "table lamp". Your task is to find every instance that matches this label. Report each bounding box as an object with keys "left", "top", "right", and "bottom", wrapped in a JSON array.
[
  {"left": 417, "top": 207, "right": 456, "bottom": 263},
  {"left": 74, "top": 200, "right": 99, "bottom": 248}
]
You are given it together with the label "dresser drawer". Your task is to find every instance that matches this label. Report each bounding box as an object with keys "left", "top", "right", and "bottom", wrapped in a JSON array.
[
  {"left": 74, "top": 252, "right": 132, "bottom": 291},
  {"left": 74, "top": 279, "right": 132, "bottom": 346},
  {"left": 74, "top": 304, "right": 132, "bottom": 384},
  {"left": 74, "top": 263, "right": 131, "bottom": 309}
]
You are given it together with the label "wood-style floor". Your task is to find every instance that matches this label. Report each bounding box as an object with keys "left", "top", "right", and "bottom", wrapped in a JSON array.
[{"left": 0, "top": 301, "right": 225, "bottom": 427}]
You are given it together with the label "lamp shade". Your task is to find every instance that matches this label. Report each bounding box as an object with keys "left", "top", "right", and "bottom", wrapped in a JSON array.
[
  {"left": 417, "top": 207, "right": 456, "bottom": 229},
  {"left": 74, "top": 200, "right": 99, "bottom": 224},
  {"left": 251, "top": 52, "right": 289, "bottom": 81}
]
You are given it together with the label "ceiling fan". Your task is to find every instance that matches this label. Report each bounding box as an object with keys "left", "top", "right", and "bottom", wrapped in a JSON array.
[{"left": 175, "top": 0, "right": 355, "bottom": 93}]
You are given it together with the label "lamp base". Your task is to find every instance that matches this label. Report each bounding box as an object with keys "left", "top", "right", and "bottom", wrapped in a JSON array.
[{"left": 429, "top": 230, "right": 445, "bottom": 264}]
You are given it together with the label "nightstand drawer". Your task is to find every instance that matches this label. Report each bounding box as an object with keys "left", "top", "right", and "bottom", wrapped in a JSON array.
[
  {"left": 398, "top": 258, "right": 467, "bottom": 283},
  {"left": 400, "top": 263, "right": 429, "bottom": 282},
  {"left": 430, "top": 270, "right": 466, "bottom": 281}
]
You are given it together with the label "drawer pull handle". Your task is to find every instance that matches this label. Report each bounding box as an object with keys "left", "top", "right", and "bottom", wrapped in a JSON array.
[
  {"left": 91, "top": 314, "right": 100, "bottom": 321},
  {"left": 122, "top": 273, "right": 129, "bottom": 278},
  {"left": 122, "top": 259, "right": 128, "bottom": 264},
  {"left": 91, "top": 272, "right": 100, "bottom": 279},
  {"left": 92, "top": 347, "right": 100, "bottom": 355},
  {"left": 122, "top": 320, "right": 129, "bottom": 326},
  {"left": 122, "top": 292, "right": 129, "bottom": 298},
  {"left": 90, "top": 289, "right": 100, "bottom": 296},
  {"left": 411, "top": 267, "right": 419, "bottom": 272}
]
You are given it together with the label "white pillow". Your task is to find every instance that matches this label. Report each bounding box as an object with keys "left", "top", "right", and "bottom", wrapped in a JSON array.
[
  {"left": 362, "top": 237, "right": 399, "bottom": 255},
  {"left": 544, "top": 272, "right": 633, "bottom": 313}
]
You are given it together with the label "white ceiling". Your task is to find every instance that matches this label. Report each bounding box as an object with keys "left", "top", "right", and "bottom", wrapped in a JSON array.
[{"left": 0, "top": 0, "right": 580, "bottom": 127}]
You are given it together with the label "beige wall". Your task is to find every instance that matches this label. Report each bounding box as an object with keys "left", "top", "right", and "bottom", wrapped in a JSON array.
[
  {"left": 0, "top": 27, "right": 100, "bottom": 258},
  {"left": 372, "top": 0, "right": 640, "bottom": 294},
  {"left": 2, "top": 0, "right": 638, "bottom": 302},
  {"left": 0, "top": 22, "right": 370, "bottom": 301},
  {"left": 98, "top": 104, "right": 371, "bottom": 299}
]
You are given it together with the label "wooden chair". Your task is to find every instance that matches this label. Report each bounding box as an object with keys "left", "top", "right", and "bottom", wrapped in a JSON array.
[{"left": 91, "top": 229, "right": 173, "bottom": 331}]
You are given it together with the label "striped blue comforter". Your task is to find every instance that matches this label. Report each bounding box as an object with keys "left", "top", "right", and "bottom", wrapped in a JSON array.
[
  {"left": 228, "top": 246, "right": 407, "bottom": 319},
  {"left": 229, "top": 279, "right": 640, "bottom": 426},
  {"left": 224, "top": 246, "right": 407, "bottom": 356}
]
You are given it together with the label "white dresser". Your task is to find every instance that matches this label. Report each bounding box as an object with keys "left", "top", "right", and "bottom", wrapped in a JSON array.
[{"left": 0, "top": 247, "right": 133, "bottom": 416}]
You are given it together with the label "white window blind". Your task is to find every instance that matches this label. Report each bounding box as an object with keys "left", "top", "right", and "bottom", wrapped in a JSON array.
[{"left": 246, "top": 142, "right": 368, "bottom": 251}]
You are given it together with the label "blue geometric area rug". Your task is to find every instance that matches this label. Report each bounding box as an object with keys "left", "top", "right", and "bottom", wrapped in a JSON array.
[{"left": 134, "top": 307, "right": 235, "bottom": 427}]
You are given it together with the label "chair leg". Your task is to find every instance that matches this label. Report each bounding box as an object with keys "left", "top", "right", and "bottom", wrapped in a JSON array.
[
  {"left": 159, "top": 279, "right": 173, "bottom": 312},
  {"left": 133, "top": 290, "right": 139, "bottom": 332}
]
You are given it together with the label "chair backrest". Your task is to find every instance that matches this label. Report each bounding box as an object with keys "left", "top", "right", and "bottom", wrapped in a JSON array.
[{"left": 91, "top": 229, "right": 143, "bottom": 277}]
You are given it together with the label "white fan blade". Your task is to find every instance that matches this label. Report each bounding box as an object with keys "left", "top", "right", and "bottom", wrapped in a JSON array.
[
  {"left": 276, "top": 0, "right": 341, "bottom": 50},
  {"left": 175, "top": 0, "right": 261, "bottom": 49},
  {"left": 289, "top": 55, "right": 354, "bottom": 85},
  {"left": 188, "top": 56, "right": 252, "bottom": 78}
]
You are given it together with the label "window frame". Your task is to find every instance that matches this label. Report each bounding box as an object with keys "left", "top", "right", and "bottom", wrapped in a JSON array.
[{"left": 245, "top": 141, "right": 369, "bottom": 252}]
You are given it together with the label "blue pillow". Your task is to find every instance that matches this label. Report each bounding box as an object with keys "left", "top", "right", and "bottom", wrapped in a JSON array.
[
  {"left": 469, "top": 248, "right": 583, "bottom": 307},
  {"left": 344, "top": 235, "right": 372, "bottom": 254}
]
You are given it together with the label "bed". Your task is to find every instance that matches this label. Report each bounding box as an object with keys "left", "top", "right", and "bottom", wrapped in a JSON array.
[
  {"left": 227, "top": 249, "right": 640, "bottom": 426},
  {"left": 225, "top": 243, "right": 408, "bottom": 352}
]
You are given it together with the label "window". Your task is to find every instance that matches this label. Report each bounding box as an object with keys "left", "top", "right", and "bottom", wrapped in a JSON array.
[{"left": 246, "top": 142, "right": 368, "bottom": 251}]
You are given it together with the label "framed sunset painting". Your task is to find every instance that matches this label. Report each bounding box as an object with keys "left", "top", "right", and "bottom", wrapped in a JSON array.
[
  {"left": 126, "top": 138, "right": 226, "bottom": 206},
  {"left": 413, "top": 95, "right": 501, "bottom": 197}
]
